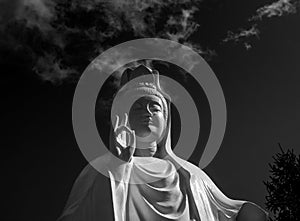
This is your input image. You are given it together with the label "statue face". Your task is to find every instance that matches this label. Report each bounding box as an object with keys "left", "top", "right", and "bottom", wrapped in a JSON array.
[{"left": 129, "top": 95, "right": 166, "bottom": 143}]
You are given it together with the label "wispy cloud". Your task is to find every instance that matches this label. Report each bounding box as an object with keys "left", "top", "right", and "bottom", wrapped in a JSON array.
[
  {"left": 33, "top": 53, "right": 78, "bottom": 84},
  {"left": 165, "top": 7, "right": 199, "bottom": 42},
  {"left": 223, "top": 0, "right": 299, "bottom": 49},
  {"left": 249, "top": 0, "right": 298, "bottom": 21},
  {"left": 1, "top": 0, "right": 207, "bottom": 83},
  {"left": 17, "top": 0, "right": 56, "bottom": 31},
  {"left": 223, "top": 24, "right": 260, "bottom": 43}
]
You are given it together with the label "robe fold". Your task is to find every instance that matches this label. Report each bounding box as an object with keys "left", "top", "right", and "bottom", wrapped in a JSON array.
[{"left": 57, "top": 152, "right": 261, "bottom": 221}]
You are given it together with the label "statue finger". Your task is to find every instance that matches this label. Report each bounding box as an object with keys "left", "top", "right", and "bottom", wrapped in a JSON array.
[
  {"left": 131, "top": 130, "right": 136, "bottom": 148},
  {"left": 120, "top": 113, "right": 126, "bottom": 126},
  {"left": 114, "top": 115, "right": 119, "bottom": 132},
  {"left": 124, "top": 113, "right": 129, "bottom": 127},
  {"left": 125, "top": 130, "right": 134, "bottom": 148},
  {"left": 116, "top": 146, "right": 121, "bottom": 156}
]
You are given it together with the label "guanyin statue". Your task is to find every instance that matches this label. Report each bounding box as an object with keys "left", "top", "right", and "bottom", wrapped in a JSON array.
[{"left": 57, "top": 65, "right": 268, "bottom": 221}]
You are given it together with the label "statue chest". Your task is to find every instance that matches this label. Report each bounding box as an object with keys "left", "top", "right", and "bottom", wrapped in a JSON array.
[{"left": 126, "top": 157, "right": 190, "bottom": 221}]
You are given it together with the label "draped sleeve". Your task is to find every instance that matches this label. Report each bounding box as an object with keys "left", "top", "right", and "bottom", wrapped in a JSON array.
[
  {"left": 188, "top": 165, "right": 249, "bottom": 221},
  {"left": 57, "top": 153, "right": 133, "bottom": 221},
  {"left": 56, "top": 158, "right": 114, "bottom": 221}
]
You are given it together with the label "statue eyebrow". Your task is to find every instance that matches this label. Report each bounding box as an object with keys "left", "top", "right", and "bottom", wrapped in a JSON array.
[
  {"left": 134, "top": 99, "right": 162, "bottom": 108},
  {"left": 151, "top": 101, "right": 161, "bottom": 106}
]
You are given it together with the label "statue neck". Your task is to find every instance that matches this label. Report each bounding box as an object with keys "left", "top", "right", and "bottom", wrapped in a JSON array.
[{"left": 134, "top": 141, "right": 157, "bottom": 157}]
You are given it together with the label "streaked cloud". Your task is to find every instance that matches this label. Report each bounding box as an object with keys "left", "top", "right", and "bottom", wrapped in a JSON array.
[
  {"left": 250, "top": 0, "right": 298, "bottom": 21},
  {"left": 223, "top": 25, "right": 260, "bottom": 43},
  {"left": 165, "top": 7, "right": 199, "bottom": 42},
  {"left": 33, "top": 53, "right": 78, "bottom": 84},
  {"left": 16, "top": 0, "right": 56, "bottom": 31},
  {"left": 0, "top": 0, "right": 207, "bottom": 83},
  {"left": 3, "top": 0, "right": 298, "bottom": 82},
  {"left": 223, "top": 0, "right": 299, "bottom": 49}
]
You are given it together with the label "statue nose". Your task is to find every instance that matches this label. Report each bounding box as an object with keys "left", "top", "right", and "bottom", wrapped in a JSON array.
[
  {"left": 139, "top": 104, "right": 153, "bottom": 118},
  {"left": 146, "top": 104, "right": 153, "bottom": 116}
]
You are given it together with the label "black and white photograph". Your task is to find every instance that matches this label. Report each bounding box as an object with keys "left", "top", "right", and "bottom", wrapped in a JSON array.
[{"left": 2, "top": 0, "right": 300, "bottom": 221}]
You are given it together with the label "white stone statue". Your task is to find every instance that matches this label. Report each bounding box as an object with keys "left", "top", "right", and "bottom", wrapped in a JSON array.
[{"left": 57, "top": 65, "right": 268, "bottom": 221}]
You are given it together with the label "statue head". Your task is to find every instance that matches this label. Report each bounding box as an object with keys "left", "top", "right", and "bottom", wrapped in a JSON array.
[
  {"left": 111, "top": 64, "right": 171, "bottom": 151},
  {"left": 109, "top": 64, "right": 196, "bottom": 178}
]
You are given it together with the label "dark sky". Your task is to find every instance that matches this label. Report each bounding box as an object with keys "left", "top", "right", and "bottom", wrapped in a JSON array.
[{"left": 2, "top": 1, "right": 300, "bottom": 221}]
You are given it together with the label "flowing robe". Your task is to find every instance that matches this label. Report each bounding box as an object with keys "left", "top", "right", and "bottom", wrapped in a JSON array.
[
  {"left": 126, "top": 157, "right": 190, "bottom": 221},
  {"left": 58, "top": 79, "right": 267, "bottom": 220},
  {"left": 57, "top": 151, "right": 264, "bottom": 221}
]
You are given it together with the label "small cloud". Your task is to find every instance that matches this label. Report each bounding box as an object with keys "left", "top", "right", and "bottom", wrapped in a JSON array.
[
  {"left": 165, "top": 7, "right": 200, "bottom": 42},
  {"left": 16, "top": 0, "right": 56, "bottom": 32},
  {"left": 249, "top": 0, "right": 298, "bottom": 21},
  {"left": 244, "top": 42, "right": 252, "bottom": 50},
  {"left": 222, "top": 0, "right": 299, "bottom": 50},
  {"left": 33, "top": 53, "right": 78, "bottom": 83},
  {"left": 223, "top": 24, "right": 260, "bottom": 43}
]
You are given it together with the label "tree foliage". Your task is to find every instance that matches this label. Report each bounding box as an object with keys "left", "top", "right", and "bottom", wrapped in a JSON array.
[{"left": 264, "top": 144, "right": 300, "bottom": 221}]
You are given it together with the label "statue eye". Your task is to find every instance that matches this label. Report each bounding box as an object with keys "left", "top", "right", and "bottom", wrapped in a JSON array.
[{"left": 150, "top": 104, "right": 162, "bottom": 112}]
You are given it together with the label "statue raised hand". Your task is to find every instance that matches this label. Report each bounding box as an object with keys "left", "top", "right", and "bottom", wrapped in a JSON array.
[{"left": 112, "top": 113, "right": 136, "bottom": 162}]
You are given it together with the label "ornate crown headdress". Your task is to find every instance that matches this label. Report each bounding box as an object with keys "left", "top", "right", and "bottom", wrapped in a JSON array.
[{"left": 118, "top": 64, "right": 169, "bottom": 119}]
